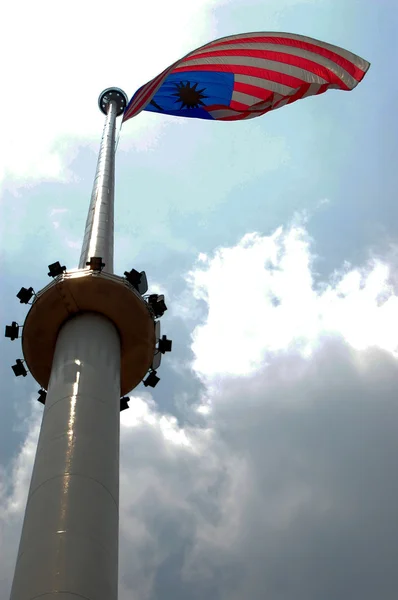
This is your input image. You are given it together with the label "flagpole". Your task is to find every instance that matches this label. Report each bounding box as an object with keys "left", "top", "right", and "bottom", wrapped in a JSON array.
[
  {"left": 8, "top": 88, "right": 158, "bottom": 600},
  {"left": 79, "top": 89, "right": 121, "bottom": 273}
]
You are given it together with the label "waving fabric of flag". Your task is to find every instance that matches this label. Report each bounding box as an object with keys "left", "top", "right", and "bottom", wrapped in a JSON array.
[{"left": 123, "top": 31, "right": 369, "bottom": 123}]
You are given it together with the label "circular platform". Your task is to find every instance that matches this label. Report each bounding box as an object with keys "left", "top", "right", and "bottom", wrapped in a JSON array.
[
  {"left": 22, "top": 270, "right": 156, "bottom": 396},
  {"left": 98, "top": 88, "right": 128, "bottom": 116}
]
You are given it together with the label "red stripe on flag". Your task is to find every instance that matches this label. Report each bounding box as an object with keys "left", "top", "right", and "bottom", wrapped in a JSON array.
[
  {"left": 286, "top": 82, "right": 311, "bottom": 104},
  {"left": 272, "top": 83, "right": 312, "bottom": 110},
  {"left": 181, "top": 49, "right": 350, "bottom": 90},
  {"left": 316, "top": 83, "right": 329, "bottom": 95},
  {"left": 233, "top": 81, "right": 275, "bottom": 102},
  {"left": 203, "top": 36, "right": 366, "bottom": 81},
  {"left": 229, "top": 99, "right": 246, "bottom": 110},
  {"left": 125, "top": 78, "right": 163, "bottom": 120},
  {"left": 173, "top": 62, "right": 308, "bottom": 90}
]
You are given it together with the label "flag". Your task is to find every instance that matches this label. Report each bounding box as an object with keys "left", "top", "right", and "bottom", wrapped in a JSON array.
[{"left": 123, "top": 31, "right": 369, "bottom": 123}]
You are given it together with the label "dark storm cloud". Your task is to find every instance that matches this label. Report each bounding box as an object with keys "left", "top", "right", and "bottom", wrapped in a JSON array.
[{"left": 117, "top": 340, "right": 398, "bottom": 600}]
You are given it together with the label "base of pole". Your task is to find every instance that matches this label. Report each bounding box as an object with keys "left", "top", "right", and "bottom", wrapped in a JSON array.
[{"left": 10, "top": 313, "right": 121, "bottom": 600}]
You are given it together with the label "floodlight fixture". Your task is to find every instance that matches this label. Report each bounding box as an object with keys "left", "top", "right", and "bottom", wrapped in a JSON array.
[
  {"left": 12, "top": 359, "right": 27, "bottom": 377},
  {"left": 5, "top": 322, "right": 20, "bottom": 341},
  {"left": 124, "top": 268, "right": 140, "bottom": 286},
  {"left": 148, "top": 294, "right": 167, "bottom": 318},
  {"left": 124, "top": 269, "right": 148, "bottom": 295},
  {"left": 37, "top": 389, "right": 47, "bottom": 405},
  {"left": 143, "top": 370, "right": 160, "bottom": 388},
  {"left": 158, "top": 335, "right": 172, "bottom": 354},
  {"left": 48, "top": 261, "right": 66, "bottom": 278},
  {"left": 86, "top": 256, "right": 105, "bottom": 271},
  {"left": 16, "top": 287, "right": 34, "bottom": 304},
  {"left": 120, "top": 396, "right": 130, "bottom": 411}
]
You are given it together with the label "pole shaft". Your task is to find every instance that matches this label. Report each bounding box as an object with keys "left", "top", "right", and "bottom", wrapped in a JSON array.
[
  {"left": 10, "top": 313, "right": 121, "bottom": 600},
  {"left": 79, "top": 100, "right": 118, "bottom": 273}
]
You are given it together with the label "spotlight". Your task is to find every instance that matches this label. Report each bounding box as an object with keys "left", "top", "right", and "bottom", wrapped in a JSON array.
[
  {"left": 120, "top": 396, "right": 130, "bottom": 411},
  {"left": 86, "top": 256, "right": 105, "bottom": 271},
  {"left": 37, "top": 389, "right": 47, "bottom": 405},
  {"left": 16, "top": 287, "right": 34, "bottom": 304},
  {"left": 143, "top": 371, "right": 160, "bottom": 388},
  {"left": 5, "top": 322, "right": 20, "bottom": 341},
  {"left": 48, "top": 261, "right": 66, "bottom": 278},
  {"left": 124, "top": 269, "right": 148, "bottom": 295},
  {"left": 12, "top": 359, "right": 27, "bottom": 377},
  {"left": 124, "top": 268, "right": 140, "bottom": 286},
  {"left": 158, "top": 335, "right": 172, "bottom": 354},
  {"left": 148, "top": 294, "right": 167, "bottom": 317},
  {"left": 154, "top": 295, "right": 167, "bottom": 317}
]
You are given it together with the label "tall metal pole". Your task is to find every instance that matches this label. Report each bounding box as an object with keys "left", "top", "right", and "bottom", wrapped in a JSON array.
[
  {"left": 9, "top": 89, "right": 129, "bottom": 600},
  {"left": 79, "top": 91, "right": 119, "bottom": 273},
  {"left": 8, "top": 87, "right": 168, "bottom": 599}
]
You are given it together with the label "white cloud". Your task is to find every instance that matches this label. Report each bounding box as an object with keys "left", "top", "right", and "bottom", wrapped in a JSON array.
[
  {"left": 121, "top": 394, "right": 192, "bottom": 448},
  {"left": 184, "top": 223, "right": 398, "bottom": 382},
  {"left": 0, "top": 0, "right": 223, "bottom": 188},
  {"left": 0, "top": 404, "right": 40, "bottom": 519},
  {"left": 49, "top": 207, "right": 68, "bottom": 230},
  {"left": 0, "top": 400, "right": 41, "bottom": 591}
]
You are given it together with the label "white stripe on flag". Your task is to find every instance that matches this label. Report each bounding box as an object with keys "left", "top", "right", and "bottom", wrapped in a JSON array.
[{"left": 231, "top": 90, "right": 274, "bottom": 107}]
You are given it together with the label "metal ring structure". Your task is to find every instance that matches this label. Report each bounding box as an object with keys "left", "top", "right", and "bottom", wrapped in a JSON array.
[
  {"left": 98, "top": 88, "right": 128, "bottom": 116},
  {"left": 22, "top": 270, "right": 156, "bottom": 396}
]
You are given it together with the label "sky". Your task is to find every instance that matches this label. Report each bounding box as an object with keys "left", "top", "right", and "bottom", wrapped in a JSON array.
[{"left": 1, "top": 0, "right": 398, "bottom": 598}]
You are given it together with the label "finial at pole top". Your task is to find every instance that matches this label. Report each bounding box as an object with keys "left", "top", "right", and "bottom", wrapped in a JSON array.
[{"left": 98, "top": 87, "right": 128, "bottom": 116}]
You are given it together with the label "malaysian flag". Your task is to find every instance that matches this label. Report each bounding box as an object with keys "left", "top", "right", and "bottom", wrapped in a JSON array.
[{"left": 123, "top": 32, "right": 369, "bottom": 123}]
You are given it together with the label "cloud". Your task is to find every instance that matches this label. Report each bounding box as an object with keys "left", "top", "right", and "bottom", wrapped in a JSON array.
[
  {"left": 185, "top": 223, "right": 398, "bottom": 381},
  {"left": 3, "top": 221, "right": 398, "bottom": 600},
  {"left": 119, "top": 223, "right": 398, "bottom": 600},
  {"left": 0, "top": 0, "right": 223, "bottom": 188},
  {"left": 49, "top": 207, "right": 68, "bottom": 230},
  {"left": 0, "top": 401, "right": 41, "bottom": 591}
]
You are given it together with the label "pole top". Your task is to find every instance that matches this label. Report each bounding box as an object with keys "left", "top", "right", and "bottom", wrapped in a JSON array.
[{"left": 98, "top": 88, "right": 128, "bottom": 116}]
